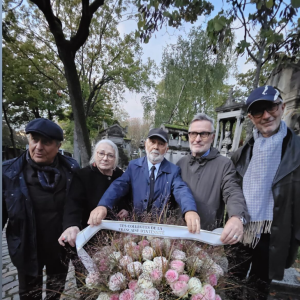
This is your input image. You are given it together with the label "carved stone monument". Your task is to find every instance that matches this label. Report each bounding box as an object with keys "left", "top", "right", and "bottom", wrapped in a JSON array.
[{"left": 214, "top": 88, "right": 245, "bottom": 157}]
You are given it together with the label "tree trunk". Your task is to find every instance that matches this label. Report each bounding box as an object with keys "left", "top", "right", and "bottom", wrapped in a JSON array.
[
  {"left": 73, "top": 124, "right": 81, "bottom": 166},
  {"left": 3, "top": 104, "right": 17, "bottom": 157},
  {"left": 59, "top": 49, "right": 91, "bottom": 167}
]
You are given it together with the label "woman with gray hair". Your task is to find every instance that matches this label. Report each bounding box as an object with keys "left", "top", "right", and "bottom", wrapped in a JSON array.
[{"left": 58, "top": 139, "right": 130, "bottom": 246}]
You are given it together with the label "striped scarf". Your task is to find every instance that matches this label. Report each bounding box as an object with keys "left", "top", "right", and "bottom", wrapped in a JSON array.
[{"left": 242, "top": 121, "right": 287, "bottom": 247}]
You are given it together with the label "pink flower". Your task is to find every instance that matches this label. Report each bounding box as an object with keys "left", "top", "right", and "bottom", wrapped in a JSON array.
[
  {"left": 142, "top": 246, "right": 154, "bottom": 261},
  {"left": 131, "top": 245, "right": 141, "bottom": 260},
  {"left": 170, "top": 281, "right": 188, "bottom": 297},
  {"left": 110, "top": 295, "right": 119, "bottom": 300},
  {"left": 170, "top": 260, "right": 185, "bottom": 274},
  {"left": 191, "top": 293, "right": 206, "bottom": 300},
  {"left": 108, "top": 272, "right": 126, "bottom": 291},
  {"left": 119, "top": 289, "right": 134, "bottom": 300},
  {"left": 128, "top": 280, "right": 138, "bottom": 291},
  {"left": 85, "top": 272, "right": 100, "bottom": 289},
  {"left": 150, "top": 269, "right": 163, "bottom": 283},
  {"left": 138, "top": 239, "right": 150, "bottom": 248},
  {"left": 178, "top": 274, "right": 190, "bottom": 283},
  {"left": 215, "top": 294, "right": 222, "bottom": 300},
  {"left": 98, "top": 258, "right": 109, "bottom": 271},
  {"left": 150, "top": 238, "right": 163, "bottom": 249},
  {"left": 127, "top": 261, "right": 142, "bottom": 277},
  {"left": 171, "top": 249, "right": 186, "bottom": 261},
  {"left": 165, "top": 269, "right": 179, "bottom": 283},
  {"left": 142, "top": 288, "right": 159, "bottom": 300},
  {"left": 119, "top": 255, "right": 133, "bottom": 268},
  {"left": 208, "top": 274, "right": 218, "bottom": 286},
  {"left": 202, "top": 284, "right": 216, "bottom": 300}
]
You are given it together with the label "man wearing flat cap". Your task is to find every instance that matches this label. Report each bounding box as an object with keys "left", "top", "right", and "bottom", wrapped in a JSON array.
[
  {"left": 231, "top": 86, "right": 300, "bottom": 299},
  {"left": 2, "top": 118, "right": 80, "bottom": 299},
  {"left": 87, "top": 128, "right": 201, "bottom": 234}
]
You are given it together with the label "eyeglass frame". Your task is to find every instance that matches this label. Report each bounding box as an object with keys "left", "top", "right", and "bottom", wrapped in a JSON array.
[
  {"left": 249, "top": 101, "right": 283, "bottom": 118},
  {"left": 96, "top": 151, "right": 115, "bottom": 160},
  {"left": 188, "top": 131, "right": 215, "bottom": 140}
]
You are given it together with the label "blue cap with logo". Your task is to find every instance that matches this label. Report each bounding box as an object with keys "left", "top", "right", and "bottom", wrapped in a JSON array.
[
  {"left": 246, "top": 85, "right": 282, "bottom": 112},
  {"left": 25, "top": 118, "right": 64, "bottom": 141}
]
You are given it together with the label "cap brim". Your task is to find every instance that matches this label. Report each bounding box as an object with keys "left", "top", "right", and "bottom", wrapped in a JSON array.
[
  {"left": 247, "top": 97, "right": 277, "bottom": 112},
  {"left": 147, "top": 134, "right": 168, "bottom": 143},
  {"left": 26, "top": 129, "right": 61, "bottom": 141}
]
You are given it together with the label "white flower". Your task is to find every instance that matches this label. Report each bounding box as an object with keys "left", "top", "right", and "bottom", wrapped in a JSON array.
[
  {"left": 171, "top": 249, "right": 187, "bottom": 261},
  {"left": 124, "top": 234, "right": 138, "bottom": 243},
  {"left": 142, "top": 260, "right": 156, "bottom": 274},
  {"left": 96, "top": 293, "right": 110, "bottom": 300},
  {"left": 163, "top": 239, "right": 171, "bottom": 253},
  {"left": 150, "top": 238, "right": 163, "bottom": 249},
  {"left": 134, "top": 288, "right": 159, "bottom": 300},
  {"left": 137, "top": 273, "right": 153, "bottom": 289},
  {"left": 188, "top": 277, "right": 202, "bottom": 295},
  {"left": 153, "top": 256, "right": 168, "bottom": 270},
  {"left": 186, "top": 256, "right": 203, "bottom": 273},
  {"left": 124, "top": 241, "right": 137, "bottom": 253},
  {"left": 85, "top": 272, "right": 100, "bottom": 289},
  {"left": 191, "top": 246, "right": 201, "bottom": 255},
  {"left": 119, "top": 255, "right": 133, "bottom": 267},
  {"left": 147, "top": 236, "right": 154, "bottom": 241},
  {"left": 127, "top": 261, "right": 142, "bottom": 277},
  {"left": 142, "top": 246, "right": 154, "bottom": 261},
  {"left": 108, "top": 272, "right": 126, "bottom": 291},
  {"left": 214, "top": 256, "right": 228, "bottom": 273},
  {"left": 109, "top": 251, "right": 122, "bottom": 262}
]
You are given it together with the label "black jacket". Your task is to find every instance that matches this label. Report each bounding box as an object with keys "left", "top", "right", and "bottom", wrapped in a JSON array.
[
  {"left": 2, "top": 151, "right": 79, "bottom": 276},
  {"left": 177, "top": 148, "right": 250, "bottom": 230},
  {"left": 63, "top": 165, "right": 131, "bottom": 230},
  {"left": 231, "top": 128, "right": 300, "bottom": 280}
]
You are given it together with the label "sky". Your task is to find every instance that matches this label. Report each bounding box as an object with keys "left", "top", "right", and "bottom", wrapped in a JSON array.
[{"left": 117, "top": 3, "right": 256, "bottom": 119}]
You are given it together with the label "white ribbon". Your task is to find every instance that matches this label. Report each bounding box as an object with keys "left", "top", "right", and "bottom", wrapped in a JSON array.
[{"left": 76, "top": 220, "right": 224, "bottom": 273}]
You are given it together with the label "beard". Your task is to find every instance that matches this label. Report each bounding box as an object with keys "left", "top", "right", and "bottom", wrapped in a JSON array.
[{"left": 146, "top": 149, "right": 165, "bottom": 164}]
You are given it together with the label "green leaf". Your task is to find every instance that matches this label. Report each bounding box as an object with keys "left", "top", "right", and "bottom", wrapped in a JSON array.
[
  {"left": 214, "top": 20, "right": 224, "bottom": 31},
  {"left": 291, "top": 0, "right": 300, "bottom": 8},
  {"left": 266, "top": 0, "right": 273, "bottom": 8}
]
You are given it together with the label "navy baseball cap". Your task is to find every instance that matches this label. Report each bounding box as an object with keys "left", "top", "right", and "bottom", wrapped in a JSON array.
[
  {"left": 25, "top": 118, "right": 64, "bottom": 141},
  {"left": 147, "top": 128, "right": 169, "bottom": 143},
  {"left": 246, "top": 86, "right": 282, "bottom": 112}
]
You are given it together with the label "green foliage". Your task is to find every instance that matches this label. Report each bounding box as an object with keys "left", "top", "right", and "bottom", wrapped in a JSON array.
[
  {"left": 142, "top": 27, "right": 234, "bottom": 127},
  {"left": 206, "top": 0, "right": 300, "bottom": 88},
  {"left": 136, "top": 0, "right": 214, "bottom": 43}
]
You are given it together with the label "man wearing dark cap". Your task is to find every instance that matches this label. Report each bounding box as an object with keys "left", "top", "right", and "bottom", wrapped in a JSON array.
[
  {"left": 86, "top": 128, "right": 201, "bottom": 234},
  {"left": 231, "top": 86, "right": 300, "bottom": 299},
  {"left": 2, "top": 118, "right": 80, "bottom": 299}
]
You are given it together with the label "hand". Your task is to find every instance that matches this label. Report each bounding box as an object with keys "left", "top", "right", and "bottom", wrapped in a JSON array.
[
  {"left": 58, "top": 226, "right": 80, "bottom": 247},
  {"left": 117, "top": 209, "right": 129, "bottom": 219},
  {"left": 220, "top": 216, "right": 243, "bottom": 245},
  {"left": 87, "top": 206, "right": 107, "bottom": 226},
  {"left": 184, "top": 211, "right": 200, "bottom": 234}
]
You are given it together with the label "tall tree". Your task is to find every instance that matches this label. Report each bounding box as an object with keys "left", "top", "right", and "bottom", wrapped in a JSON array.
[
  {"left": 142, "top": 27, "right": 234, "bottom": 127},
  {"left": 3, "top": 0, "right": 155, "bottom": 166},
  {"left": 206, "top": 0, "right": 300, "bottom": 89}
]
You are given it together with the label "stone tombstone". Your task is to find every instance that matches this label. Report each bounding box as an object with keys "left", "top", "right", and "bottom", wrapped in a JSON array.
[
  {"left": 214, "top": 89, "right": 245, "bottom": 157},
  {"left": 266, "top": 62, "right": 300, "bottom": 136}
]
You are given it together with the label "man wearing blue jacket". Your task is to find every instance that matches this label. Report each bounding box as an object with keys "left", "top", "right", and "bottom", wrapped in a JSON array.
[{"left": 88, "top": 128, "right": 200, "bottom": 233}]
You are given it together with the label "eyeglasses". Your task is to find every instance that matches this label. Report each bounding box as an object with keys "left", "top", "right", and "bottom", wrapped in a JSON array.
[
  {"left": 97, "top": 152, "right": 115, "bottom": 160},
  {"left": 249, "top": 102, "right": 282, "bottom": 118},
  {"left": 188, "top": 132, "right": 214, "bottom": 140}
]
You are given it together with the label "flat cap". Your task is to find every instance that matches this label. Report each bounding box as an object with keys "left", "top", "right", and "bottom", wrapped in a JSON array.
[
  {"left": 25, "top": 118, "right": 64, "bottom": 141},
  {"left": 147, "top": 128, "right": 169, "bottom": 143}
]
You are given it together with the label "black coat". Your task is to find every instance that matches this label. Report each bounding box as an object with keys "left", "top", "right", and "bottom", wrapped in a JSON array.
[
  {"left": 2, "top": 152, "right": 80, "bottom": 276},
  {"left": 63, "top": 165, "right": 131, "bottom": 230},
  {"left": 231, "top": 128, "right": 300, "bottom": 280}
]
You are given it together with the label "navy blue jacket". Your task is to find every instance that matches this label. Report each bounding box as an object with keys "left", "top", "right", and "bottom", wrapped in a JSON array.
[
  {"left": 2, "top": 151, "right": 79, "bottom": 276},
  {"left": 99, "top": 157, "right": 197, "bottom": 215}
]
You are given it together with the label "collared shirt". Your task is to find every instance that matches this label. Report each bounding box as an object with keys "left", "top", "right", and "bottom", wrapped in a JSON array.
[
  {"left": 147, "top": 159, "right": 161, "bottom": 179},
  {"left": 201, "top": 148, "right": 210, "bottom": 157}
]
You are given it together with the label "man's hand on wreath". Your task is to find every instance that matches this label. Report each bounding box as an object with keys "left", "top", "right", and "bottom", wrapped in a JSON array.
[
  {"left": 88, "top": 206, "right": 108, "bottom": 226},
  {"left": 58, "top": 226, "right": 80, "bottom": 247},
  {"left": 185, "top": 211, "right": 201, "bottom": 234},
  {"left": 220, "top": 216, "right": 243, "bottom": 245}
]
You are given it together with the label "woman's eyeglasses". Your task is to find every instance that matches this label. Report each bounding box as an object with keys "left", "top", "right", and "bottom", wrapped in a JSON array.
[{"left": 97, "top": 152, "right": 115, "bottom": 160}]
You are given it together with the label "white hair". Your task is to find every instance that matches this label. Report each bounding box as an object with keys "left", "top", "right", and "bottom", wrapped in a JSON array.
[
  {"left": 189, "top": 113, "right": 215, "bottom": 132},
  {"left": 89, "top": 139, "right": 119, "bottom": 169}
]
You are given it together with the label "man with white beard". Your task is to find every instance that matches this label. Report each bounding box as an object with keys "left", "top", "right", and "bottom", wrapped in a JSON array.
[{"left": 88, "top": 128, "right": 201, "bottom": 233}]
